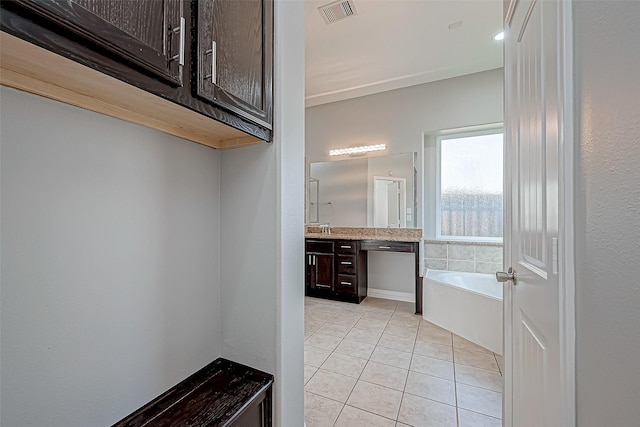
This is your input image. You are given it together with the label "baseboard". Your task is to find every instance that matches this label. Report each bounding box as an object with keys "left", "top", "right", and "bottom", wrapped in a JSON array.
[{"left": 367, "top": 288, "right": 415, "bottom": 303}]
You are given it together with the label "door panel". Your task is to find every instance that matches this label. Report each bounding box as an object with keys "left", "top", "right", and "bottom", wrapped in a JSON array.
[
  {"left": 12, "top": 0, "right": 184, "bottom": 85},
  {"left": 196, "top": 0, "right": 273, "bottom": 128},
  {"left": 314, "top": 253, "right": 334, "bottom": 291},
  {"left": 505, "top": 0, "right": 561, "bottom": 425}
]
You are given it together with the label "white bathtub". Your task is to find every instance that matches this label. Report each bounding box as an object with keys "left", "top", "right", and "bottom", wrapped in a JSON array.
[{"left": 423, "top": 269, "right": 503, "bottom": 355}]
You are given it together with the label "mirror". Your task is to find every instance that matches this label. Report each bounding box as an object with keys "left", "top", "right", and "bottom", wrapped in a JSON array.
[{"left": 308, "top": 152, "right": 418, "bottom": 228}]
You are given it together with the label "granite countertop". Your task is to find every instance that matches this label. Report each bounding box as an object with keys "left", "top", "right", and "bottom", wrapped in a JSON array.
[{"left": 305, "top": 226, "right": 422, "bottom": 243}]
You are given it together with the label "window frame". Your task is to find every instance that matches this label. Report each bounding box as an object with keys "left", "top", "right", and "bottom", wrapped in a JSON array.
[{"left": 435, "top": 126, "right": 504, "bottom": 243}]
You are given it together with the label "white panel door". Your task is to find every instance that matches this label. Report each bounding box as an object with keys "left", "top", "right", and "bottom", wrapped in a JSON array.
[{"left": 504, "top": 0, "right": 562, "bottom": 425}]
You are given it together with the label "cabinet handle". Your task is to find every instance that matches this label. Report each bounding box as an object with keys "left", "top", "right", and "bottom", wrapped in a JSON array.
[
  {"left": 379, "top": 246, "right": 391, "bottom": 249},
  {"left": 340, "top": 245, "right": 352, "bottom": 249},
  {"left": 340, "top": 261, "right": 352, "bottom": 265},
  {"left": 308, "top": 255, "right": 311, "bottom": 265},
  {"left": 211, "top": 41, "right": 216, "bottom": 84},
  {"left": 313, "top": 255, "right": 316, "bottom": 266},
  {"left": 170, "top": 17, "right": 185, "bottom": 66},
  {"left": 204, "top": 41, "right": 217, "bottom": 85},
  {"left": 316, "top": 284, "right": 330, "bottom": 289},
  {"left": 340, "top": 281, "right": 352, "bottom": 286}
]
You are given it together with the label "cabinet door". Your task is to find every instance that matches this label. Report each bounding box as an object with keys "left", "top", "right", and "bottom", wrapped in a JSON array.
[
  {"left": 313, "top": 253, "right": 334, "bottom": 292},
  {"left": 305, "top": 253, "right": 314, "bottom": 292},
  {"left": 11, "top": 0, "right": 184, "bottom": 85},
  {"left": 195, "top": 0, "right": 273, "bottom": 129}
]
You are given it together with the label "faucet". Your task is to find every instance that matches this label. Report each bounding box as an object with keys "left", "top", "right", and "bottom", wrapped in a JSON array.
[{"left": 319, "top": 223, "right": 331, "bottom": 234}]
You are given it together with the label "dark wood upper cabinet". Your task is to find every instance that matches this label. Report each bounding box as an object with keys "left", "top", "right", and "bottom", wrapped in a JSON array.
[
  {"left": 1, "top": 0, "right": 274, "bottom": 146},
  {"left": 195, "top": 0, "right": 273, "bottom": 129},
  {"left": 12, "top": 0, "right": 185, "bottom": 86}
]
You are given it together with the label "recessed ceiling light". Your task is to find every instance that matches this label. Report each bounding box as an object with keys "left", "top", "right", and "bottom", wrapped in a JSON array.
[{"left": 494, "top": 31, "right": 505, "bottom": 41}]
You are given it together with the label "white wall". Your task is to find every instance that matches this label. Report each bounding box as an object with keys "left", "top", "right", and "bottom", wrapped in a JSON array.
[
  {"left": 0, "top": 88, "right": 222, "bottom": 426},
  {"left": 306, "top": 69, "right": 503, "bottom": 293},
  {"left": 573, "top": 1, "right": 640, "bottom": 425}
]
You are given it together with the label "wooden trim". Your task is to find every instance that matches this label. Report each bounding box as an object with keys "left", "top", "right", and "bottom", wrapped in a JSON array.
[{"left": 0, "top": 31, "right": 261, "bottom": 150}]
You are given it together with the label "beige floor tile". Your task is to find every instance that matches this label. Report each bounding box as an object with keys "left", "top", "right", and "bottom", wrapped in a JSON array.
[
  {"left": 305, "top": 333, "right": 343, "bottom": 352},
  {"left": 404, "top": 371, "right": 456, "bottom": 406},
  {"left": 416, "top": 327, "right": 453, "bottom": 346},
  {"left": 458, "top": 408, "right": 502, "bottom": 427},
  {"left": 304, "top": 346, "right": 331, "bottom": 368},
  {"left": 378, "top": 333, "right": 416, "bottom": 353},
  {"left": 419, "top": 319, "right": 450, "bottom": 333},
  {"left": 389, "top": 312, "right": 421, "bottom": 327},
  {"left": 346, "top": 327, "right": 383, "bottom": 345},
  {"left": 304, "top": 364, "right": 318, "bottom": 385},
  {"left": 360, "top": 361, "right": 408, "bottom": 391},
  {"left": 334, "top": 405, "right": 396, "bottom": 427},
  {"left": 453, "top": 334, "right": 492, "bottom": 354},
  {"left": 338, "top": 304, "right": 368, "bottom": 316},
  {"left": 370, "top": 345, "right": 412, "bottom": 370},
  {"left": 455, "top": 364, "right": 503, "bottom": 392},
  {"left": 413, "top": 340, "right": 454, "bottom": 361},
  {"left": 334, "top": 338, "right": 376, "bottom": 360},
  {"left": 396, "top": 423, "right": 412, "bottom": 427},
  {"left": 327, "top": 313, "right": 361, "bottom": 328},
  {"left": 365, "top": 308, "right": 397, "bottom": 318},
  {"left": 395, "top": 301, "right": 416, "bottom": 314},
  {"left": 361, "top": 310, "right": 393, "bottom": 322},
  {"left": 454, "top": 348, "right": 500, "bottom": 371},
  {"left": 305, "top": 317, "right": 326, "bottom": 332},
  {"left": 355, "top": 318, "right": 389, "bottom": 333},
  {"left": 305, "top": 369, "right": 358, "bottom": 403},
  {"left": 317, "top": 322, "right": 352, "bottom": 338},
  {"left": 320, "top": 352, "right": 368, "bottom": 378},
  {"left": 304, "top": 391, "right": 344, "bottom": 427},
  {"left": 346, "top": 380, "right": 403, "bottom": 420},
  {"left": 397, "top": 393, "right": 457, "bottom": 427},
  {"left": 306, "top": 310, "right": 334, "bottom": 322},
  {"left": 409, "top": 354, "right": 454, "bottom": 380},
  {"left": 384, "top": 323, "right": 418, "bottom": 340},
  {"left": 456, "top": 383, "right": 503, "bottom": 419},
  {"left": 361, "top": 297, "right": 399, "bottom": 311},
  {"left": 312, "top": 304, "right": 342, "bottom": 315}
]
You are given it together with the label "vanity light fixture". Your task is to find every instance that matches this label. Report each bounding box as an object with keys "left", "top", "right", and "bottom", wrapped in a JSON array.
[
  {"left": 329, "top": 144, "right": 386, "bottom": 156},
  {"left": 494, "top": 31, "right": 505, "bottom": 41}
]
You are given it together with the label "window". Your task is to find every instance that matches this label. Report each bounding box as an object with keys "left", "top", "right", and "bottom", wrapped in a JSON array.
[{"left": 437, "top": 128, "right": 503, "bottom": 241}]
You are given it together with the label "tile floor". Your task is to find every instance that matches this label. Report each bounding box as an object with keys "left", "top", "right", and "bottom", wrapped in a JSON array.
[{"left": 304, "top": 296, "right": 504, "bottom": 427}]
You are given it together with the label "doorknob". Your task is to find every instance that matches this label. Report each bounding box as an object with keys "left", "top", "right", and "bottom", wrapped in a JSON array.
[{"left": 496, "top": 267, "right": 518, "bottom": 285}]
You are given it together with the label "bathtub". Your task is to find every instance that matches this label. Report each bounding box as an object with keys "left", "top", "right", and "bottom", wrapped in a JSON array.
[{"left": 423, "top": 269, "right": 503, "bottom": 355}]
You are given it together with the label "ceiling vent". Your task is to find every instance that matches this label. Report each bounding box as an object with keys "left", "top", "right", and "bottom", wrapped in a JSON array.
[{"left": 318, "top": 0, "right": 358, "bottom": 25}]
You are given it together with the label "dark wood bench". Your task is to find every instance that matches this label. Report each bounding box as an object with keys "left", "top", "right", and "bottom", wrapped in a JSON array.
[{"left": 112, "top": 358, "right": 273, "bottom": 427}]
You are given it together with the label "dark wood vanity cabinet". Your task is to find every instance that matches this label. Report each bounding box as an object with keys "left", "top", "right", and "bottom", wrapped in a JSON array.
[
  {"left": 195, "top": 0, "right": 273, "bottom": 129},
  {"left": 113, "top": 358, "right": 273, "bottom": 427},
  {"left": 306, "top": 240, "right": 335, "bottom": 294},
  {"left": 1, "top": 0, "right": 274, "bottom": 143},
  {"left": 305, "top": 239, "right": 367, "bottom": 303}
]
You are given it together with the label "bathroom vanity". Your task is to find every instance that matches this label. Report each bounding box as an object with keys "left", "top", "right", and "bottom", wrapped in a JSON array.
[{"left": 305, "top": 227, "right": 423, "bottom": 314}]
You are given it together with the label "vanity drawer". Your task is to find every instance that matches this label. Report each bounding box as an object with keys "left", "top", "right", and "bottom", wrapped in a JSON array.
[
  {"left": 306, "top": 239, "right": 334, "bottom": 253},
  {"left": 360, "top": 240, "right": 415, "bottom": 253},
  {"left": 335, "top": 241, "right": 357, "bottom": 254},
  {"left": 337, "top": 255, "right": 356, "bottom": 274},
  {"left": 336, "top": 274, "right": 357, "bottom": 295}
]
